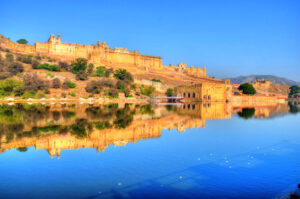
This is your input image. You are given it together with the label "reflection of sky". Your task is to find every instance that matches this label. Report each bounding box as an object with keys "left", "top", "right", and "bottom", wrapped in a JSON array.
[{"left": 0, "top": 114, "right": 300, "bottom": 199}]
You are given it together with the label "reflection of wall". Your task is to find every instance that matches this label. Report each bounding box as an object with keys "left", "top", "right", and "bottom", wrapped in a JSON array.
[
  {"left": 0, "top": 112, "right": 205, "bottom": 157},
  {"left": 177, "top": 103, "right": 231, "bottom": 120}
]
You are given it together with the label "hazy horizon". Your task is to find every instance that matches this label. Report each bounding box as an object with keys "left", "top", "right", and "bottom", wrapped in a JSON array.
[{"left": 1, "top": 0, "right": 299, "bottom": 81}]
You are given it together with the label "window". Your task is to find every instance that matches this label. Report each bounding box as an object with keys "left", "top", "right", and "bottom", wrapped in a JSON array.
[
  {"left": 187, "top": 104, "right": 190, "bottom": 109},
  {"left": 208, "top": 95, "right": 211, "bottom": 100},
  {"left": 183, "top": 92, "right": 186, "bottom": 98},
  {"left": 192, "top": 104, "right": 195, "bottom": 110},
  {"left": 192, "top": 92, "right": 195, "bottom": 98},
  {"left": 188, "top": 93, "right": 190, "bottom": 98}
]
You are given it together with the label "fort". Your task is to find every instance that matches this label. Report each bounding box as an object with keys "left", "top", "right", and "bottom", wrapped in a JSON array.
[{"left": 0, "top": 34, "right": 207, "bottom": 78}]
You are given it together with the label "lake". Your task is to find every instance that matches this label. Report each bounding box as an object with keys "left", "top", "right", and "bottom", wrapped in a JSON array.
[{"left": 0, "top": 103, "right": 299, "bottom": 199}]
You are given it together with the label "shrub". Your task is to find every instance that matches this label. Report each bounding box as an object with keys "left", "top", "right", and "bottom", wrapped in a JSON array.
[
  {"left": 76, "top": 71, "right": 88, "bottom": 81},
  {"left": 238, "top": 83, "right": 256, "bottom": 95},
  {"left": 23, "top": 73, "right": 47, "bottom": 93},
  {"left": 31, "top": 60, "right": 40, "bottom": 69},
  {"left": 85, "top": 80, "right": 102, "bottom": 94},
  {"left": 21, "top": 91, "right": 36, "bottom": 99},
  {"left": 17, "top": 39, "right": 28, "bottom": 44},
  {"left": 45, "top": 72, "right": 55, "bottom": 78},
  {"left": 0, "top": 72, "right": 11, "bottom": 80},
  {"left": 71, "top": 58, "right": 88, "bottom": 74},
  {"left": 37, "top": 63, "right": 59, "bottom": 71},
  {"left": 131, "top": 84, "right": 136, "bottom": 90},
  {"left": 107, "top": 88, "right": 119, "bottom": 98},
  {"left": 87, "top": 63, "right": 94, "bottom": 74},
  {"left": 152, "top": 79, "right": 161, "bottom": 83},
  {"left": 117, "top": 80, "right": 127, "bottom": 92},
  {"left": 140, "top": 85, "right": 155, "bottom": 96},
  {"left": 114, "top": 69, "right": 133, "bottom": 82},
  {"left": 166, "top": 88, "right": 174, "bottom": 97},
  {"left": 5, "top": 54, "right": 14, "bottom": 62},
  {"left": 7, "top": 62, "right": 24, "bottom": 75},
  {"left": 62, "top": 79, "right": 76, "bottom": 89},
  {"left": 94, "top": 66, "right": 106, "bottom": 77},
  {"left": 35, "top": 55, "right": 42, "bottom": 60},
  {"left": 37, "top": 92, "right": 46, "bottom": 99},
  {"left": 85, "top": 79, "right": 113, "bottom": 94},
  {"left": 61, "top": 93, "right": 66, "bottom": 98},
  {"left": 59, "top": 61, "right": 71, "bottom": 71},
  {"left": 69, "top": 91, "right": 76, "bottom": 97},
  {"left": 105, "top": 68, "right": 113, "bottom": 77},
  {"left": 52, "top": 78, "right": 61, "bottom": 89},
  {"left": 16, "top": 54, "right": 32, "bottom": 64},
  {"left": 0, "top": 79, "right": 24, "bottom": 97}
]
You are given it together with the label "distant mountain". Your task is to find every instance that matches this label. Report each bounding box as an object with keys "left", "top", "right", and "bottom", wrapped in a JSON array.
[{"left": 228, "top": 75, "right": 300, "bottom": 86}]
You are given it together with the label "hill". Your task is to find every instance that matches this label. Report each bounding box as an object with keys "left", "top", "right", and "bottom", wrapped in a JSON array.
[{"left": 228, "top": 75, "right": 300, "bottom": 86}]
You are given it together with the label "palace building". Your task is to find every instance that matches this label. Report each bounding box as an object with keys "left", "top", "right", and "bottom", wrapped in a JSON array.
[{"left": 175, "top": 79, "right": 232, "bottom": 102}]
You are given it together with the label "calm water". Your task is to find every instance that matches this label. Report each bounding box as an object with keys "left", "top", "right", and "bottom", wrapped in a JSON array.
[{"left": 0, "top": 103, "right": 299, "bottom": 199}]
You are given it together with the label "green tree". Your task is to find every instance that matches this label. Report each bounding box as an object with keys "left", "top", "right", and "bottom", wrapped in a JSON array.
[
  {"left": 95, "top": 66, "right": 107, "bottom": 77},
  {"left": 16, "top": 39, "right": 28, "bottom": 44},
  {"left": 238, "top": 83, "right": 256, "bottom": 95},
  {"left": 166, "top": 88, "right": 174, "bottom": 97},
  {"left": 114, "top": 69, "right": 133, "bottom": 82},
  {"left": 289, "top": 85, "right": 300, "bottom": 98},
  {"left": 71, "top": 58, "right": 88, "bottom": 74},
  {"left": 140, "top": 85, "right": 155, "bottom": 96}
]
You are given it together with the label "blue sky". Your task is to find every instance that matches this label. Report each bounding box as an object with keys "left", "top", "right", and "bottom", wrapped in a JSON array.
[{"left": 1, "top": 0, "right": 299, "bottom": 81}]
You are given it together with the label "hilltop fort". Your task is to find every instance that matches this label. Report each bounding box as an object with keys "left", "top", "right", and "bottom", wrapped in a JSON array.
[{"left": 0, "top": 34, "right": 207, "bottom": 78}]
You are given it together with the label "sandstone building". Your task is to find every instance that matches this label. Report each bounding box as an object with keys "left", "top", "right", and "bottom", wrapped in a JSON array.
[{"left": 175, "top": 79, "right": 232, "bottom": 102}]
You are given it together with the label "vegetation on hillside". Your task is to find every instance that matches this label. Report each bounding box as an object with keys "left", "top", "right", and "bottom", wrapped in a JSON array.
[{"left": 0, "top": 49, "right": 158, "bottom": 99}]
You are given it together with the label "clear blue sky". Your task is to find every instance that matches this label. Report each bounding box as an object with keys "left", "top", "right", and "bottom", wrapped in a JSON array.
[{"left": 1, "top": 0, "right": 299, "bottom": 81}]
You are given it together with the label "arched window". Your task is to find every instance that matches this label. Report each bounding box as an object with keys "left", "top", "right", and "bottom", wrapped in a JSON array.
[
  {"left": 192, "top": 92, "right": 195, "bottom": 98},
  {"left": 183, "top": 104, "right": 185, "bottom": 109},
  {"left": 183, "top": 92, "right": 186, "bottom": 98},
  {"left": 188, "top": 93, "right": 190, "bottom": 98},
  {"left": 208, "top": 95, "right": 211, "bottom": 100},
  {"left": 187, "top": 104, "right": 190, "bottom": 109},
  {"left": 192, "top": 104, "right": 195, "bottom": 110},
  {"left": 204, "top": 95, "right": 207, "bottom": 99}
]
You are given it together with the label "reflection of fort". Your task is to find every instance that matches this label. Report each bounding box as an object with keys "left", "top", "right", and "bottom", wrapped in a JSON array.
[{"left": 0, "top": 103, "right": 292, "bottom": 157}]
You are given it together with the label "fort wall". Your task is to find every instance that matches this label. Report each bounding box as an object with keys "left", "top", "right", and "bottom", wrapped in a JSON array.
[{"left": 1, "top": 34, "right": 207, "bottom": 77}]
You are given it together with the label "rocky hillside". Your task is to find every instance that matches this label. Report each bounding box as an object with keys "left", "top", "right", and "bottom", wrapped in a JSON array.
[{"left": 228, "top": 75, "right": 300, "bottom": 86}]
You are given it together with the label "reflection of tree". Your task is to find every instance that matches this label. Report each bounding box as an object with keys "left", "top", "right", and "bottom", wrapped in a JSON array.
[
  {"left": 139, "top": 104, "right": 154, "bottom": 115},
  {"left": 17, "top": 147, "right": 28, "bottom": 152},
  {"left": 237, "top": 108, "right": 255, "bottom": 119},
  {"left": 114, "top": 105, "right": 134, "bottom": 129},
  {"left": 166, "top": 105, "right": 175, "bottom": 112},
  {"left": 288, "top": 102, "right": 300, "bottom": 114},
  {"left": 70, "top": 119, "right": 92, "bottom": 138}
]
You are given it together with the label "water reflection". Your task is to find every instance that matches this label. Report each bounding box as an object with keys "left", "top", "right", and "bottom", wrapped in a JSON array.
[{"left": 0, "top": 102, "right": 295, "bottom": 157}]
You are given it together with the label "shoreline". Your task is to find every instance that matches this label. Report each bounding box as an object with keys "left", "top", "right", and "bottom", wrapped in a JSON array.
[{"left": 0, "top": 97, "right": 150, "bottom": 104}]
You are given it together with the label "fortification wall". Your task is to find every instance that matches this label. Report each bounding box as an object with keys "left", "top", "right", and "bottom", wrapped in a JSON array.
[{"left": 1, "top": 34, "right": 207, "bottom": 78}]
